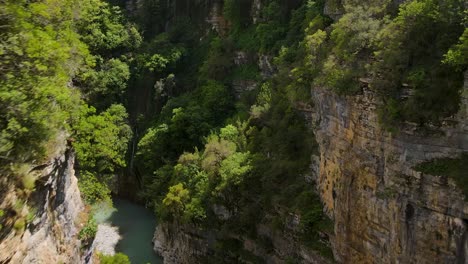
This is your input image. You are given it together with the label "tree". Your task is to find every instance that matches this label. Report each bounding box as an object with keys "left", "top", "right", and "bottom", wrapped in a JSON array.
[
  {"left": 256, "top": 1, "right": 287, "bottom": 53},
  {"left": 73, "top": 104, "right": 132, "bottom": 172},
  {"left": 199, "top": 37, "right": 234, "bottom": 81},
  {"left": 217, "top": 152, "right": 252, "bottom": 192},
  {"left": 315, "top": 0, "right": 390, "bottom": 94},
  {"left": 79, "top": 0, "right": 141, "bottom": 53},
  {"left": 162, "top": 183, "right": 190, "bottom": 217},
  {"left": 0, "top": 0, "right": 90, "bottom": 175},
  {"left": 78, "top": 171, "right": 112, "bottom": 204},
  {"left": 201, "top": 135, "right": 237, "bottom": 176},
  {"left": 372, "top": 0, "right": 466, "bottom": 125},
  {"left": 79, "top": 58, "right": 130, "bottom": 104}
]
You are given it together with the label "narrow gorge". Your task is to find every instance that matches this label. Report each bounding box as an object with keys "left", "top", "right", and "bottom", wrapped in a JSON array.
[{"left": 0, "top": 0, "right": 466, "bottom": 263}]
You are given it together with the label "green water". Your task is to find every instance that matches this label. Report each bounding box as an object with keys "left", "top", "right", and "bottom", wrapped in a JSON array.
[{"left": 110, "top": 198, "right": 163, "bottom": 264}]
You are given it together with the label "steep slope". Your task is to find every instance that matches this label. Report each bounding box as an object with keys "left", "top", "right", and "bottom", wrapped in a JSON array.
[
  {"left": 312, "top": 74, "right": 468, "bottom": 263},
  {"left": 144, "top": 0, "right": 468, "bottom": 263},
  {"left": 0, "top": 140, "right": 84, "bottom": 263}
]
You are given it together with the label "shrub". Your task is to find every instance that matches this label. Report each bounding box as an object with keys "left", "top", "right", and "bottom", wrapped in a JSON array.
[
  {"left": 99, "top": 253, "right": 131, "bottom": 264},
  {"left": 372, "top": 0, "right": 466, "bottom": 125},
  {"left": 13, "top": 218, "right": 26, "bottom": 231},
  {"left": 0, "top": 209, "right": 4, "bottom": 230},
  {"left": 78, "top": 171, "right": 112, "bottom": 204},
  {"left": 22, "top": 173, "right": 36, "bottom": 191},
  {"left": 12, "top": 163, "right": 36, "bottom": 190},
  {"left": 414, "top": 153, "right": 468, "bottom": 198},
  {"left": 26, "top": 207, "right": 37, "bottom": 223},
  {"left": 79, "top": 218, "right": 98, "bottom": 241}
]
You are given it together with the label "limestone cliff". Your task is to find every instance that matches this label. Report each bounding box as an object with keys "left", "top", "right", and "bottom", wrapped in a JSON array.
[
  {"left": 154, "top": 219, "right": 331, "bottom": 264},
  {"left": 0, "top": 146, "right": 84, "bottom": 263},
  {"left": 311, "top": 72, "right": 468, "bottom": 263},
  {"left": 151, "top": 0, "right": 468, "bottom": 263}
]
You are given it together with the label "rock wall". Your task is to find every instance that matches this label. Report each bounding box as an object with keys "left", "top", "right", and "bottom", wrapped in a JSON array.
[
  {"left": 0, "top": 148, "right": 84, "bottom": 264},
  {"left": 154, "top": 222, "right": 214, "bottom": 264},
  {"left": 154, "top": 220, "right": 332, "bottom": 264},
  {"left": 311, "top": 73, "right": 468, "bottom": 263}
]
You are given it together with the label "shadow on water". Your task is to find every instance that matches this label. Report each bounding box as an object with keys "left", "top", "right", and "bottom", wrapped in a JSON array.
[{"left": 109, "top": 198, "right": 163, "bottom": 264}]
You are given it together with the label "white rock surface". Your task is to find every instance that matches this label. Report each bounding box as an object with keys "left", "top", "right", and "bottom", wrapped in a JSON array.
[{"left": 93, "top": 224, "right": 121, "bottom": 256}]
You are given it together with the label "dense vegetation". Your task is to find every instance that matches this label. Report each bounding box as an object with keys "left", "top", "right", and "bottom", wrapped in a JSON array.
[
  {"left": 0, "top": 0, "right": 137, "bottom": 259},
  {"left": 415, "top": 153, "right": 468, "bottom": 199},
  {"left": 131, "top": 0, "right": 466, "bottom": 261},
  {"left": 0, "top": 0, "right": 466, "bottom": 262}
]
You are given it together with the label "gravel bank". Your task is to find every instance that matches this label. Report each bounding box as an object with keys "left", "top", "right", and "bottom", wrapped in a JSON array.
[{"left": 93, "top": 224, "right": 120, "bottom": 256}]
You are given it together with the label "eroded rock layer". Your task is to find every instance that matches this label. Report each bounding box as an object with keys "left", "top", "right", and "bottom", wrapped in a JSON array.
[
  {"left": 0, "top": 148, "right": 84, "bottom": 264},
  {"left": 311, "top": 75, "right": 468, "bottom": 263}
]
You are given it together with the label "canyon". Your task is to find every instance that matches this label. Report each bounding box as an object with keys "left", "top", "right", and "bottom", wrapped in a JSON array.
[{"left": 0, "top": 0, "right": 466, "bottom": 263}]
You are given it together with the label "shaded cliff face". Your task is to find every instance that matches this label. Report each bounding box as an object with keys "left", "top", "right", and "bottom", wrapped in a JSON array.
[
  {"left": 0, "top": 148, "right": 84, "bottom": 263},
  {"left": 153, "top": 223, "right": 213, "bottom": 264},
  {"left": 311, "top": 73, "right": 468, "bottom": 263},
  {"left": 154, "top": 220, "right": 332, "bottom": 264}
]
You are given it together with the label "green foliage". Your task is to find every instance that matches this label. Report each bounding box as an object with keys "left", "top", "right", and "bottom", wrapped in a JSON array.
[
  {"left": 230, "top": 26, "right": 258, "bottom": 52},
  {"left": 220, "top": 125, "right": 240, "bottom": 143},
  {"left": 78, "top": 218, "right": 98, "bottom": 241},
  {"left": 184, "top": 197, "right": 207, "bottom": 223},
  {"left": 223, "top": 0, "right": 253, "bottom": 33},
  {"left": 153, "top": 124, "right": 252, "bottom": 223},
  {"left": 79, "top": 0, "right": 141, "bottom": 53},
  {"left": 13, "top": 199, "right": 25, "bottom": 215},
  {"left": 144, "top": 54, "right": 170, "bottom": 72},
  {"left": 78, "top": 171, "right": 112, "bottom": 204},
  {"left": 298, "top": 0, "right": 466, "bottom": 126},
  {"left": 218, "top": 152, "right": 252, "bottom": 192},
  {"left": 73, "top": 104, "right": 132, "bottom": 172},
  {"left": 136, "top": 80, "right": 234, "bottom": 178},
  {"left": 201, "top": 135, "right": 237, "bottom": 175},
  {"left": 0, "top": 0, "right": 88, "bottom": 167},
  {"left": 79, "top": 58, "right": 130, "bottom": 104},
  {"left": 251, "top": 83, "right": 272, "bottom": 119},
  {"left": 199, "top": 37, "right": 234, "bottom": 81},
  {"left": 0, "top": 209, "right": 4, "bottom": 230},
  {"left": 72, "top": 103, "right": 131, "bottom": 205},
  {"left": 133, "top": 2, "right": 335, "bottom": 260},
  {"left": 443, "top": 28, "right": 468, "bottom": 70},
  {"left": 167, "top": 18, "right": 199, "bottom": 44},
  {"left": 134, "top": 0, "right": 166, "bottom": 37},
  {"left": 11, "top": 163, "right": 35, "bottom": 190},
  {"left": 161, "top": 183, "right": 190, "bottom": 218},
  {"left": 0, "top": 0, "right": 137, "bottom": 208},
  {"left": 285, "top": 257, "right": 301, "bottom": 264},
  {"left": 99, "top": 253, "right": 131, "bottom": 264},
  {"left": 316, "top": 55, "right": 359, "bottom": 94},
  {"left": 315, "top": 0, "right": 390, "bottom": 94},
  {"left": 372, "top": 0, "right": 466, "bottom": 125},
  {"left": 21, "top": 173, "right": 36, "bottom": 191},
  {"left": 230, "top": 64, "right": 261, "bottom": 81},
  {"left": 199, "top": 80, "right": 234, "bottom": 123},
  {"left": 294, "top": 189, "right": 334, "bottom": 258},
  {"left": 74, "top": 0, "right": 142, "bottom": 109},
  {"left": 255, "top": 1, "right": 287, "bottom": 53},
  {"left": 13, "top": 218, "right": 26, "bottom": 231},
  {"left": 414, "top": 153, "right": 468, "bottom": 199},
  {"left": 26, "top": 207, "right": 37, "bottom": 223}
]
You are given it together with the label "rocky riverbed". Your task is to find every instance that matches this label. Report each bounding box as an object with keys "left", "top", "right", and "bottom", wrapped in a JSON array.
[{"left": 93, "top": 224, "right": 121, "bottom": 256}]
